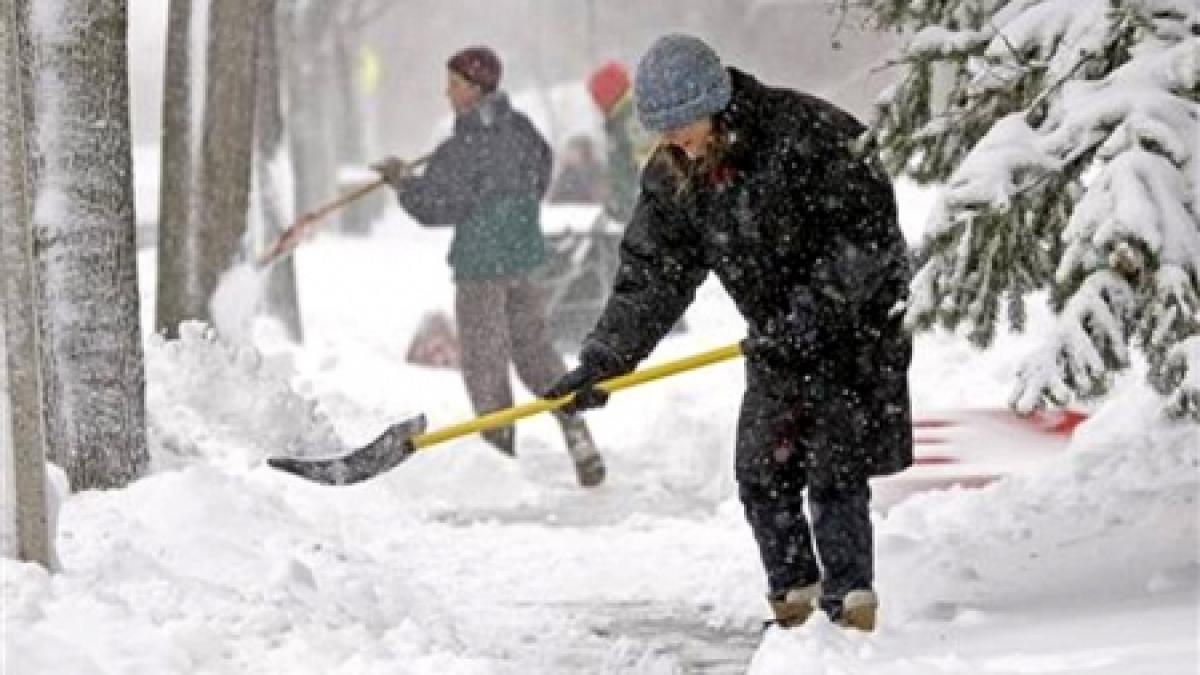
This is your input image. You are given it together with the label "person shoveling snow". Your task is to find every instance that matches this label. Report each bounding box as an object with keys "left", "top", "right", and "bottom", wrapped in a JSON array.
[{"left": 369, "top": 46, "right": 605, "bottom": 487}]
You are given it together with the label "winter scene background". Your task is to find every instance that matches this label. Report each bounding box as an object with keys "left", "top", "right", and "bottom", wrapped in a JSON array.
[{"left": 3, "top": 1, "right": 1198, "bottom": 674}]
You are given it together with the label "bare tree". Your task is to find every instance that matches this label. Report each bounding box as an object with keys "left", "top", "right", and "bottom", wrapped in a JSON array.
[
  {"left": 281, "top": 1, "right": 336, "bottom": 231},
  {"left": 327, "top": 15, "right": 376, "bottom": 234},
  {"left": 154, "top": 0, "right": 195, "bottom": 338},
  {"left": 282, "top": 0, "right": 384, "bottom": 236},
  {"left": 0, "top": 0, "right": 50, "bottom": 565},
  {"left": 26, "top": 0, "right": 148, "bottom": 490},
  {"left": 256, "top": 0, "right": 302, "bottom": 341},
  {"left": 187, "top": 0, "right": 261, "bottom": 328}
]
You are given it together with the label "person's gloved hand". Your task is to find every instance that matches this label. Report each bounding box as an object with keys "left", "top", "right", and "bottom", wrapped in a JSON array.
[
  {"left": 370, "top": 156, "right": 412, "bottom": 187},
  {"left": 543, "top": 345, "right": 628, "bottom": 414}
]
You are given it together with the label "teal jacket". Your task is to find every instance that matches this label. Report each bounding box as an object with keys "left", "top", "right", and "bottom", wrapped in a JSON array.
[{"left": 395, "top": 92, "right": 551, "bottom": 281}]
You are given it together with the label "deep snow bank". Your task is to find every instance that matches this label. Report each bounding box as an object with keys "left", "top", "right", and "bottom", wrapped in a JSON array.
[
  {"left": 144, "top": 321, "right": 341, "bottom": 471},
  {"left": 748, "top": 383, "right": 1199, "bottom": 674}
]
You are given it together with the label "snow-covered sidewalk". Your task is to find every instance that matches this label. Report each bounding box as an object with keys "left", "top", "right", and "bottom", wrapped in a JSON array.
[{"left": 4, "top": 201, "right": 1197, "bottom": 673}]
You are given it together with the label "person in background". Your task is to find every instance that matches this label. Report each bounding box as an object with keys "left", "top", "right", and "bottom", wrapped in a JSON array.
[
  {"left": 545, "top": 35, "right": 913, "bottom": 628},
  {"left": 548, "top": 135, "right": 608, "bottom": 204},
  {"left": 586, "top": 61, "right": 657, "bottom": 224},
  {"left": 372, "top": 46, "right": 605, "bottom": 488}
]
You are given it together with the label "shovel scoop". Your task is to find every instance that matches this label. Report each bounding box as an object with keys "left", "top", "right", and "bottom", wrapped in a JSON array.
[
  {"left": 267, "top": 342, "right": 744, "bottom": 486},
  {"left": 268, "top": 415, "right": 430, "bottom": 486}
]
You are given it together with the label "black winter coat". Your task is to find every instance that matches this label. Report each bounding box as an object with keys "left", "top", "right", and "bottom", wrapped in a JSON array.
[{"left": 584, "top": 69, "right": 913, "bottom": 489}]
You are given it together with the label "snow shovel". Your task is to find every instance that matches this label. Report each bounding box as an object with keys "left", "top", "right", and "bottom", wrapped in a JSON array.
[
  {"left": 267, "top": 341, "right": 744, "bottom": 485},
  {"left": 256, "top": 154, "right": 430, "bottom": 268}
]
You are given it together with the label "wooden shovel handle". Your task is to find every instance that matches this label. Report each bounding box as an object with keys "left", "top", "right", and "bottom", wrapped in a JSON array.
[{"left": 256, "top": 154, "right": 431, "bottom": 267}]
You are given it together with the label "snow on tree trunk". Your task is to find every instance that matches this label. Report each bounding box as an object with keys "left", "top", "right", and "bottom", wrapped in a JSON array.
[
  {"left": 154, "top": 0, "right": 195, "bottom": 339},
  {"left": 158, "top": 0, "right": 263, "bottom": 338},
  {"left": 0, "top": 0, "right": 51, "bottom": 565},
  {"left": 865, "top": 0, "right": 1200, "bottom": 420},
  {"left": 174, "top": 0, "right": 260, "bottom": 335},
  {"left": 254, "top": 0, "right": 303, "bottom": 342},
  {"left": 27, "top": 0, "right": 149, "bottom": 489}
]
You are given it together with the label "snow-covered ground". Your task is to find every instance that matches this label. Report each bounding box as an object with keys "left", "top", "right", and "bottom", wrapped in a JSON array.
[{"left": 3, "top": 183, "right": 1197, "bottom": 674}]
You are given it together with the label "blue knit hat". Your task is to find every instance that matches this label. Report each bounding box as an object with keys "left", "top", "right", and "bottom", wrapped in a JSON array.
[{"left": 634, "top": 34, "right": 732, "bottom": 132}]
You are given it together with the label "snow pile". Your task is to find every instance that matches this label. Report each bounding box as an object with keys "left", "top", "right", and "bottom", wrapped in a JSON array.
[
  {"left": 747, "top": 381, "right": 1199, "bottom": 674},
  {"left": 4, "top": 190, "right": 1195, "bottom": 672},
  {"left": 144, "top": 321, "right": 341, "bottom": 472},
  {"left": 877, "top": 382, "right": 1199, "bottom": 616},
  {"left": 1, "top": 466, "right": 487, "bottom": 674},
  {"left": 208, "top": 262, "right": 266, "bottom": 346}
]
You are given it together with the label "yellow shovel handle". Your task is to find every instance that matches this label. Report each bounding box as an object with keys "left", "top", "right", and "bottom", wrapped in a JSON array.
[{"left": 411, "top": 341, "right": 744, "bottom": 449}]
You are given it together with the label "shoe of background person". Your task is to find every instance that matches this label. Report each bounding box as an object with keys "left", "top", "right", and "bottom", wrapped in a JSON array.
[{"left": 560, "top": 415, "right": 605, "bottom": 487}]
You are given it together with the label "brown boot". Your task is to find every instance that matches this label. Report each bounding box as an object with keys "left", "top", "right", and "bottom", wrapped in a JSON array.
[
  {"left": 838, "top": 589, "right": 878, "bottom": 632},
  {"left": 768, "top": 583, "right": 821, "bottom": 628},
  {"left": 558, "top": 414, "right": 605, "bottom": 487}
]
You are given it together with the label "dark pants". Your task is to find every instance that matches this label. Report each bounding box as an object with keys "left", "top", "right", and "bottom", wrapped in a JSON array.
[
  {"left": 455, "top": 278, "right": 590, "bottom": 453},
  {"left": 735, "top": 380, "right": 874, "bottom": 615},
  {"left": 456, "top": 277, "right": 566, "bottom": 410}
]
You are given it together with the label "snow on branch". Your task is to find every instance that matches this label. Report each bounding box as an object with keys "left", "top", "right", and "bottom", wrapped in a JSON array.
[
  {"left": 868, "top": 0, "right": 1200, "bottom": 416},
  {"left": 1162, "top": 336, "right": 1200, "bottom": 420},
  {"left": 1012, "top": 270, "right": 1134, "bottom": 412}
]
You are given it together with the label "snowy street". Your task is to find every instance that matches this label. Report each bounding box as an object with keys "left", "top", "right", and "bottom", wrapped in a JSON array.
[
  {"left": 3, "top": 1, "right": 1198, "bottom": 672},
  {"left": 5, "top": 194, "right": 1197, "bottom": 673}
]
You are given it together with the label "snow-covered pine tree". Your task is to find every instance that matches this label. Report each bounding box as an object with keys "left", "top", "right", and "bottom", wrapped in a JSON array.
[{"left": 861, "top": 0, "right": 1200, "bottom": 420}]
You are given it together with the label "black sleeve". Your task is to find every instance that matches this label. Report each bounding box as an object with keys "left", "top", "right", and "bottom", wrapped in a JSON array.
[
  {"left": 394, "top": 138, "right": 478, "bottom": 226},
  {"left": 584, "top": 176, "right": 708, "bottom": 369}
]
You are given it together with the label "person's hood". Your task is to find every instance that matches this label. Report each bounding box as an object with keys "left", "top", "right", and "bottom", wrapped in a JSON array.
[{"left": 455, "top": 90, "right": 511, "bottom": 132}]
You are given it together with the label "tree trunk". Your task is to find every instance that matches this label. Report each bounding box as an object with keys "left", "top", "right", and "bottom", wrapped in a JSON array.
[
  {"left": 329, "top": 20, "right": 378, "bottom": 234},
  {"left": 255, "top": 0, "right": 302, "bottom": 341},
  {"left": 0, "top": 0, "right": 50, "bottom": 566},
  {"left": 27, "top": 0, "right": 148, "bottom": 490},
  {"left": 283, "top": 1, "right": 337, "bottom": 228},
  {"left": 154, "top": 0, "right": 194, "bottom": 339},
  {"left": 188, "top": 0, "right": 260, "bottom": 327}
]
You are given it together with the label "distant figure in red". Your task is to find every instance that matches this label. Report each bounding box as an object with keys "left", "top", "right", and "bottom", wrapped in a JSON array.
[{"left": 586, "top": 61, "right": 656, "bottom": 223}]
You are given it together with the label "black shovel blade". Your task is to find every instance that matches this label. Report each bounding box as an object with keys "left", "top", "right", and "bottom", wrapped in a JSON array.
[{"left": 267, "top": 415, "right": 428, "bottom": 485}]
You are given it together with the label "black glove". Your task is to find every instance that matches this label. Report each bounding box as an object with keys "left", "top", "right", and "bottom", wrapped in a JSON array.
[{"left": 543, "top": 345, "right": 627, "bottom": 414}]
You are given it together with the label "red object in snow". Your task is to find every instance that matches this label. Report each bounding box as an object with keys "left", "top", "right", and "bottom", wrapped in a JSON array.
[
  {"left": 873, "top": 408, "right": 1089, "bottom": 509},
  {"left": 913, "top": 454, "right": 957, "bottom": 465},
  {"left": 1023, "top": 408, "right": 1089, "bottom": 434},
  {"left": 914, "top": 408, "right": 1088, "bottom": 437},
  {"left": 405, "top": 311, "right": 461, "bottom": 370}
]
